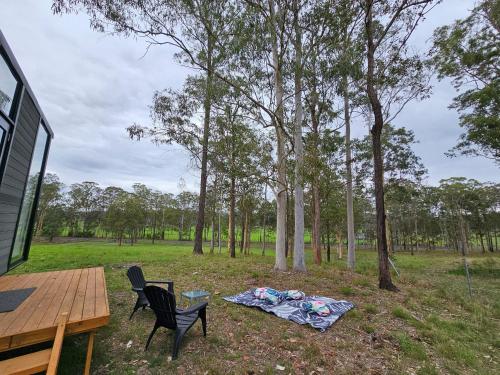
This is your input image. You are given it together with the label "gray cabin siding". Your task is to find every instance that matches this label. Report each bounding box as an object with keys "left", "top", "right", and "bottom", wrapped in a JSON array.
[{"left": 0, "top": 92, "right": 40, "bottom": 274}]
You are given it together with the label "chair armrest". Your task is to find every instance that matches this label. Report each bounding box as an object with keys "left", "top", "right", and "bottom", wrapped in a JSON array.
[
  {"left": 177, "top": 302, "right": 208, "bottom": 315},
  {"left": 145, "top": 280, "right": 173, "bottom": 284},
  {"left": 145, "top": 280, "right": 174, "bottom": 292}
]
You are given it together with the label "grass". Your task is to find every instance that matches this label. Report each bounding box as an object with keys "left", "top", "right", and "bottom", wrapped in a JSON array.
[{"left": 4, "top": 239, "right": 500, "bottom": 374}]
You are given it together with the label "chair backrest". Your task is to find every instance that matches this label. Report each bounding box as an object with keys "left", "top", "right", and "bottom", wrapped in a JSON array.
[
  {"left": 127, "top": 266, "right": 146, "bottom": 289},
  {"left": 143, "top": 285, "right": 177, "bottom": 329}
]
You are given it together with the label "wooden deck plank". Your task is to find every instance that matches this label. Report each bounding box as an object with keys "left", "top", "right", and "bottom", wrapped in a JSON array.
[
  {"left": 22, "top": 270, "right": 72, "bottom": 333},
  {"left": 55, "top": 269, "right": 83, "bottom": 326},
  {"left": 38, "top": 270, "right": 78, "bottom": 328},
  {"left": 69, "top": 268, "right": 89, "bottom": 323},
  {"left": 0, "top": 268, "right": 110, "bottom": 353},
  {"left": 4, "top": 272, "right": 60, "bottom": 336},
  {"left": 0, "top": 274, "right": 25, "bottom": 292},
  {"left": 0, "top": 273, "right": 39, "bottom": 351},
  {"left": 82, "top": 268, "right": 96, "bottom": 319},
  {"left": 0, "top": 348, "right": 51, "bottom": 374},
  {"left": 94, "top": 268, "right": 108, "bottom": 317},
  {"left": 0, "top": 272, "right": 50, "bottom": 336}
]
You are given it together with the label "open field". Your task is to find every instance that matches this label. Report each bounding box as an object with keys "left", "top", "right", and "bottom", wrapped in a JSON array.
[{"left": 4, "top": 241, "right": 500, "bottom": 374}]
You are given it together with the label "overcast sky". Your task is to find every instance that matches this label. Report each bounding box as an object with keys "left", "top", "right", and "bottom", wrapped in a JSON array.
[{"left": 0, "top": 0, "right": 497, "bottom": 194}]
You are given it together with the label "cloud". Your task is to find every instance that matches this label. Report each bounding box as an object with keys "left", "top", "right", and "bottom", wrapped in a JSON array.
[
  {"left": 1, "top": 0, "right": 497, "bottom": 197},
  {"left": 1, "top": 0, "right": 197, "bottom": 193}
]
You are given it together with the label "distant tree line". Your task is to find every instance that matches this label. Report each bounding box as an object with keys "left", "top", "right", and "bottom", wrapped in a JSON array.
[{"left": 36, "top": 142, "right": 499, "bottom": 255}]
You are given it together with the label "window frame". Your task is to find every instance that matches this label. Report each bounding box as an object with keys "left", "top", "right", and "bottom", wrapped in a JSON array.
[
  {"left": 0, "top": 46, "right": 22, "bottom": 122},
  {"left": 7, "top": 120, "right": 51, "bottom": 270}
]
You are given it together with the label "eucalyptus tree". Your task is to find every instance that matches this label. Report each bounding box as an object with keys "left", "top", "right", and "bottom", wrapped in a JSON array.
[
  {"left": 291, "top": 0, "right": 306, "bottom": 271},
  {"left": 300, "top": 0, "right": 338, "bottom": 266},
  {"left": 176, "top": 191, "right": 198, "bottom": 241},
  {"left": 103, "top": 191, "right": 129, "bottom": 245},
  {"left": 53, "top": 0, "right": 236, "bottom": 255},
  {"left": 67, "top": 181, "right": 102, "bottom": 236},
  {"left": 438, "top": 178, "right": 476, "bottom": 255},
  {"left": 431, "top": 0, "right": 500, "bottom": 163},
  {"left": 361, "top": 0, "right": 437, "bottom": 290},
  {"left": 35, "top": 173, "right": 64, "bottom": 236},
  {"left": 52, "top": 0, "right": 299, "bottom": 269},
  {"left": 209, "top": 88, "right": 271, "bottom": 258},
  {"left": 355, "top": 124, "right": 427, "bottom": 253},
  {"left": 238, "top": 0, "right": 291, "bottom": 270},
  {"left": 100, "top": 186, "right": 126, "bottom": 237},
  {"left": 319, "top": 129, "right": 346, "bottom": 261},
  {"left": 335, "top": 1, "right": 365, "bottom": 270}
]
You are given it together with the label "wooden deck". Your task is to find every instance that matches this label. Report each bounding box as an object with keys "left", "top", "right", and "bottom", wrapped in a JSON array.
[{"left": 0, "top": 267, "right": 110, "bottom": 352}]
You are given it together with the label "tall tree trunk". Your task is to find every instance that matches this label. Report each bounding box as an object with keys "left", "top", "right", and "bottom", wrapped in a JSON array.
[
  {"left": 179, "top": 213, "right": 184, "bottom": 241},
  {"left": 293, "top": 0, "right": 306, "bottom": 272},
  {"left": 344, "top": 75, "right": 356, "bottom": 270},
  {"left": 152, "top": 213, "right": 156, "bottom": 245},
  {"left": 336, "top": 232, "right": 343, "bottom": 260},
  {"left": 365, "top": 1, "right": 397, "bottom": 290},
  {"left": 262, "top": 214, "right": 266, "bottom": 256},
  {"left": 229, "top": 176, "right": 236, "bottom": 258},
  {"left": 244, "top": 211, "right": 251, "bottom": 254},
  {"left": 193, "top": 34, "right": 214, "bottom": 255},
  {"left": 240, "top": 212, "right": 246, "bottom": 254},
  {"left": 210, "top": 216, "right": 215, "bottom": 254},
  {"left": 270, "top": 0, "right": 287, "bottom": 271},
  {"left": 308, "top": 72, "right": 321, "bottom": 265},
  {"left": 414, "top": 213, "right": 419, "bottom": 253},
  {"left": 479, "top": 231, "right": 485, "bottom": 253},
  {"left": 386, "top": 217, "right": 393, "bottom": 255},
  {"left": 311, "top": 179, "right": 321, "bottom": 265},
  {"left": 458, "top": 211, "right": 469, "bottom": 256},
  {"left": 218, "top": 212, "right": 222, "bottom": 254},
  {"left": 326, "top": 222, "right": 331, "bottom": 262}
]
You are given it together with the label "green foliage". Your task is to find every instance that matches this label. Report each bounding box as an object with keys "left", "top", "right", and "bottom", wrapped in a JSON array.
[{"left": 431, "top": 0, "right": 500, "bottom": 162}]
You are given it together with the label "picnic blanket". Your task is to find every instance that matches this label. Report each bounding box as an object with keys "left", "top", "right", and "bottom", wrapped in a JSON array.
[{"left": 223, "top": 289, "right": 354, "bottom": 332}]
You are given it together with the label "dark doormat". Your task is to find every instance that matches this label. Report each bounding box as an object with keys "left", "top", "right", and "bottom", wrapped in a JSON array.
[{"left": 0, "top": 288, "right": 36, "bottom": 313}]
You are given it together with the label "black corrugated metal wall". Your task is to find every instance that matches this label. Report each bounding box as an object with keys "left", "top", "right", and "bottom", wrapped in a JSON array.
[{"left": 0, "top": 92, "right": 40, "bottom": 274}]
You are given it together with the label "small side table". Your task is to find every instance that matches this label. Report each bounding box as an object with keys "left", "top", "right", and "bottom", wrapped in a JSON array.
[{"left": 180, "top": 290, "right": 210, "bottom": 307}]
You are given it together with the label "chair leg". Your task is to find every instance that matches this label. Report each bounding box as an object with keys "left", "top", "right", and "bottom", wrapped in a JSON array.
[
  {"left": 199, "top": 308, "right": 207, "bottom": 337},
  {"left": 172, "top": 329, "right": 185, "bottom": 360},
  {"left": 129, "top": 298, "right": 142, "bottom": 320},
  {"left": 129, "top": 307, "right": 139, "bottom": 320},
  {"left": 145, "top": 323, "right": 160, "bottom": 351}
]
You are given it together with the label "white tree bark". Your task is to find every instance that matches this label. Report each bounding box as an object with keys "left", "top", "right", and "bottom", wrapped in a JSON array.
[
  {"left": 270, "top": 0, "right": 287, "bottom": 271},
  {"left": 293, "top": 0, "right": 306, "bottom": 272},
  {"left": 344, "top": 77, "right": 356, "bottom": 270},
  {"left": 218, "top": 211, "right": 221, "bottom": 254}
]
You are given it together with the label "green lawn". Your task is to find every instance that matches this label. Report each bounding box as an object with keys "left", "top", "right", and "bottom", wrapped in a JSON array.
[{"left": 5, "top": 240, "right": 500, "bottom": 374}]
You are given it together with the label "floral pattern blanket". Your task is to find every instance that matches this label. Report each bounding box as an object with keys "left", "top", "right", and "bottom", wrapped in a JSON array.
[{"left": 223, "top": 289, "right": 354, "bottom": 332}]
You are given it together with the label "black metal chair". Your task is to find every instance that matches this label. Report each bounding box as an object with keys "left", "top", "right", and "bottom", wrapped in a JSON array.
[
  {"left": 126, "top": 265, "right": 174, "bottom": 320},
  {"left": 143, "top": 285, "right": 207, "bottom": 360}
]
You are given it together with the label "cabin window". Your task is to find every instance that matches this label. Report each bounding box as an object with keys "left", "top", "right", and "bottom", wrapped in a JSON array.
[
  {"left": 10, "top": 122, "right": 49, "bottom": 265},
  {"left": 0, "top": 51, "right": 19, "bottom": 119}
]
